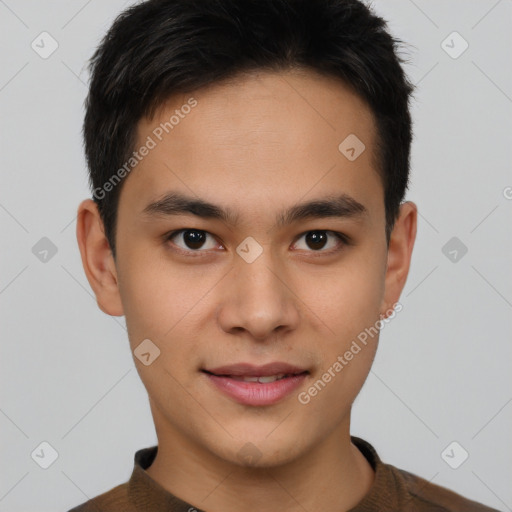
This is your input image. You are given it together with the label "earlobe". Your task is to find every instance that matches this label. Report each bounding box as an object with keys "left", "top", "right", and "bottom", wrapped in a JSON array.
[
  {"left": 380, "top": 201, "right": 417, "bottom": 316},
  {"left": 76, "top": 199, "right": 124, "bottom": 317}
]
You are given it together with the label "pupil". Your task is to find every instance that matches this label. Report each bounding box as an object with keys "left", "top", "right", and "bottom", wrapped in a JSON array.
[
  {"left": 306, "top": 231, "right": 327, "bottom": 250},
  {"left": 184, "top": 230, "right": 205, "bottom": 249}
]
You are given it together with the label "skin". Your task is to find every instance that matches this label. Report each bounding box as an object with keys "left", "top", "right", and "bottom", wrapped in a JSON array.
[{"left": 76, "top": 68, "right": 417, "bottom": 512}]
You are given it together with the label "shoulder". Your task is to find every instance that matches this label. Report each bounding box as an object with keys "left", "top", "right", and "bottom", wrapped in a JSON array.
[
  {"left": 391, "top": 465, "right": 501, "bottom": 512},
  {"left": 66, "top": 482, "right": 134, "bottom": 512},
  {"left": 350, "top": 437, "right": 500, "bottom": 512}
]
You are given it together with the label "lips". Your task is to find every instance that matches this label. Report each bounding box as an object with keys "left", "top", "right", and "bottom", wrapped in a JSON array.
[{"left": 202, "top": 362, "right": 310, "bottom": 406}]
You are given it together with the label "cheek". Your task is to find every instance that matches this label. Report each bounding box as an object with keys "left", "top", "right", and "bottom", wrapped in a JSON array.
[
  {"left": 302, "top": 251, "right": 385, "bottom": 387},
  {"left": 304, "top": 255, "right": 385, "bottom": 338},
  {"left": 116, "top": 249, "right": 218, "bottom": 364},
  {"left": 116, "top": 255, "right": 208, "bottom": 406},
  {"left": 118, "top": 246, "right": 180, "bottom": 322},
  {"left": 297, "top": 270, "right": 383, "bottom": 422}
]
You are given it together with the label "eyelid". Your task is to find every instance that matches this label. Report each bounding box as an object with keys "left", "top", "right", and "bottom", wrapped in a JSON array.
[
  {"left": 292, "top": 230, "right": 350, "bottom": 253},
  {"left": 164, "top": 228, "right": 350, "bottom": 255},
  {"left": 165, "top": 229, "right": 222, "bottom": 255}
]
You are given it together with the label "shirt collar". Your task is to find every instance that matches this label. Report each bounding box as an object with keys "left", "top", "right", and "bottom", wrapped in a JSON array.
[{"left": 128, "top": 445, "right": 197, "bottom": 511}]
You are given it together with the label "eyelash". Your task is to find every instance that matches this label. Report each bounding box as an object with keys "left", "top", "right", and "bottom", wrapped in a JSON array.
[{"left": 163, "top": 229, "right": 350, "bottom": 257}]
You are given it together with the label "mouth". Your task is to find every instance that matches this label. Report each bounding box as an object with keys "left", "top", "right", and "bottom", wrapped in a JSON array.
[
  {"left": 202, "top": 370, "right": 308, "bottom": 382},
  {"left": 202, "top": 361, "right": 310, "bottom": 378},
  {"left": 201, "top": 362, "right": 310, "bottom": 406}
]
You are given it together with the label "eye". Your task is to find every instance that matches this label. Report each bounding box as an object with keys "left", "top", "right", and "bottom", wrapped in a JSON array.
[
  {"left": 165, "top": 229, "right": 221, "bottom": 253},
  {"left": 293, "top": 230, "right": 348, "bottom": 253},
  {"left": 164, "top": 228, "right": 349, "bottom": 256}
]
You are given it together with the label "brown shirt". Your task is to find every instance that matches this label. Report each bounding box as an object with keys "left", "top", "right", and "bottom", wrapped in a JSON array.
[{"left": 67, "top": 437, "right": 500, "bottom": 511}]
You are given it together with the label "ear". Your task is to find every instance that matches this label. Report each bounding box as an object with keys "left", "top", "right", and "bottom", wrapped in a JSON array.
[
  {"left": 76, "top": 199, "right": 124, "bottom": 316},
  {"left": 380, "top": 201, "right": 417, "bottom": 318}
]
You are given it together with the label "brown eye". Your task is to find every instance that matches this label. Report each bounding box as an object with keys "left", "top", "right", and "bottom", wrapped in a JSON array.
[
  {"left": 305, "top": 231, "right": 328, "bottom": 250},
  {"left": 167, "top": 229, "right": 218, "bottom": 251},
  {"left": 293, "top": 230, "right": 347, "bottom": 252}
]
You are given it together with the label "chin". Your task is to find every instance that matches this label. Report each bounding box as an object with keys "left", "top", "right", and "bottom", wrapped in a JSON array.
[{"left": 210, "top": 430, "right": 307, "bottom": 469}]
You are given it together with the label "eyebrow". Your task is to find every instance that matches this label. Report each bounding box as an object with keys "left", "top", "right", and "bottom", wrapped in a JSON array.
[{"left": 142, "top": 191, "right": 368, "bottom": 228}]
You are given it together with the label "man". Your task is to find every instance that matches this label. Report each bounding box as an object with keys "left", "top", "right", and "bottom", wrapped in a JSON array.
[{"left": 70, "top": 0, "right": 499, "bottom": 510}]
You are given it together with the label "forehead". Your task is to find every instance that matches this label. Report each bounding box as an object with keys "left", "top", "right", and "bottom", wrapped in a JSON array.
[{"left": 120, "top": 68, "right": 381, "bottom": 225}]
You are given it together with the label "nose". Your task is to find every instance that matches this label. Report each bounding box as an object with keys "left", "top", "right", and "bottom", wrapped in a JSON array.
[{"left": 215, "top": 250, "right": 301, "bottom": 341}]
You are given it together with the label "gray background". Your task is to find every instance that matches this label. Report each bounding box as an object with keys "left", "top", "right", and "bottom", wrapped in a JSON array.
[{"left": 1, "top": 0, "right": 511, "bottom": 510}]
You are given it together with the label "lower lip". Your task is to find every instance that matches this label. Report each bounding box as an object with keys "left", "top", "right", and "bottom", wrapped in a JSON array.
[{"left": 204, "top": 372, "right": 308, "bottom": 406}]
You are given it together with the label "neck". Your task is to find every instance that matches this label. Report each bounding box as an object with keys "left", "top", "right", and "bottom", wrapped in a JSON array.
[{"left": 146, "top": 412, "right": 374, "bottom": 512}]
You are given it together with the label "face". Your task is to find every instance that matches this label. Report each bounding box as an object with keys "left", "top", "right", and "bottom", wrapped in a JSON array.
[{"left": 77, "top": 68, "right": 416, "bottom": 468}]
